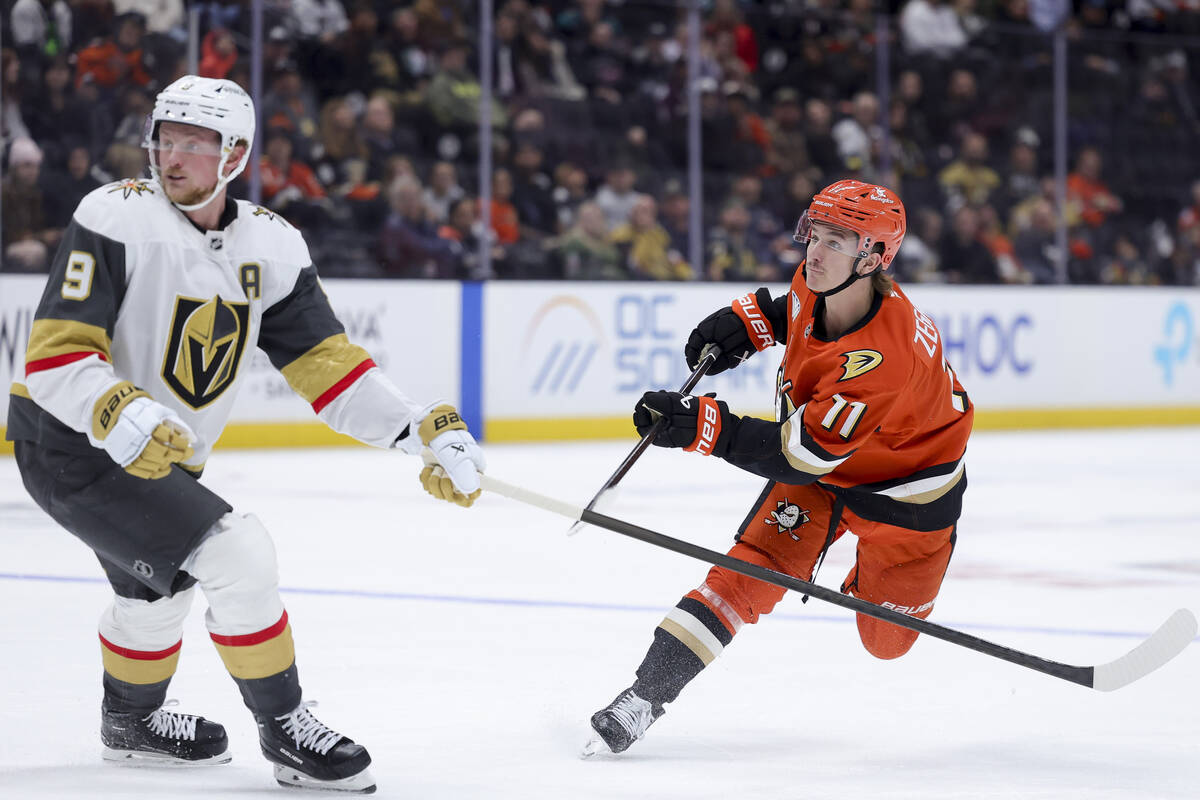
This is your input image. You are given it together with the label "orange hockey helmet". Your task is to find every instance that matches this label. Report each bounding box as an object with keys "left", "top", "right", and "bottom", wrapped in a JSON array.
[{"left": 794, "top": 179, "right": 907, "bottom": 267}]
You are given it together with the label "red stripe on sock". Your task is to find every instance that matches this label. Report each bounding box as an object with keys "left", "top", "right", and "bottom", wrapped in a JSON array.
[
  {"left": 209, "top": 610, "right": 289, "bottom": 647},
  {"left": 26, "top": 351, "right": 108, "bottom": 376},
  {"left": 311, "top": 359, "right": 375, "bottom": 413},
  {"left": 98, "top": 633, "right": 182, "bottom": 661}
]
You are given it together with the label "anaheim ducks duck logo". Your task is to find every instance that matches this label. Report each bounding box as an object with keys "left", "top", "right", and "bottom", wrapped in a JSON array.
[
  {"left": 838, "top": 349, "right": 883, "bottom": 382},
  {"left": 161, "top": 295, "right": 250, "bottom": 409},
  {"left": 765, "top": 499, "right": 809, "bottom": 541}
]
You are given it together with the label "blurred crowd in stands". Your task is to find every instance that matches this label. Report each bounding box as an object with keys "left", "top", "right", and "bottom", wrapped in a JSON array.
[{"left": 2, "top": 0, "right": 1199, "bottom": 285}]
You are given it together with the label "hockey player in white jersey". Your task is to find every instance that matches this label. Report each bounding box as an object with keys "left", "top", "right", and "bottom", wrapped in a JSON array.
[{"left": 5, "top": 76, "right": 484, "bottom": 794}]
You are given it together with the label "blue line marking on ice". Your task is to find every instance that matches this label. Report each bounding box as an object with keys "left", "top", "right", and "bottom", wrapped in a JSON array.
[{"left": 1, "top": 571, "right": 1193, "bottom": 644}]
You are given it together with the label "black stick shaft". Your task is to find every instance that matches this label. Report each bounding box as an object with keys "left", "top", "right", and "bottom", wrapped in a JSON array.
[
  {"left": 584, "top": 348, "right": 720, "bottom": 505},
  {"left": 581, "top": 507, "right": 1096, "bottom": 688}
]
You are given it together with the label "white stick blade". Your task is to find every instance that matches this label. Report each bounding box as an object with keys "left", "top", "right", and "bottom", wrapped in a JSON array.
[{"left": 1092, "top": 608, "right": 1197, "bottom": 692}]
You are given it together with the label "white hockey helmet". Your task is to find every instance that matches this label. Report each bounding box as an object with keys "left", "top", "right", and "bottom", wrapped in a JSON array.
[{"left": 143, "top": 75, "right": 256, "bottom": 212}]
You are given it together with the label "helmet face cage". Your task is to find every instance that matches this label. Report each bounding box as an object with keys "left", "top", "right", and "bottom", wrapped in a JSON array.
[
  {"left": 143, "top": 75, "right": 256, "bottom": 211},
  {"left": 795, "top": 180, "right": 906, "bottom": 267}
]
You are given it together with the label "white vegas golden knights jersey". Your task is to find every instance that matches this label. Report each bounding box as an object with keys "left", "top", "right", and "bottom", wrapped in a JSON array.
[{"left": 7, "top": 178, "right": 427, "bottom": 469}]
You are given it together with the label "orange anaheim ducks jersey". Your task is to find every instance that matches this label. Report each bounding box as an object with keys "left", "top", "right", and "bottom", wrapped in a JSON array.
[{"left": 771, "top": 270, "right": 973, "bottom": 531}]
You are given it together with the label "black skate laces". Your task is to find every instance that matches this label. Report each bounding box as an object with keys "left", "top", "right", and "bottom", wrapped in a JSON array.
[
  {"left": 274, "top": 701, "right": 343, "bottom": 755},
  {"left": 142, "top": 700, "right": 198, "bottom": 741}
]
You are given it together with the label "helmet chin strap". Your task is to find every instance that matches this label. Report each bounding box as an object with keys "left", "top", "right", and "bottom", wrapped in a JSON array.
[
  {"left": 155, "top": 151, "right": 237, "bottom": 213},
  {"left": 807, "top": 257, "right": 882, "bottom": 298}
]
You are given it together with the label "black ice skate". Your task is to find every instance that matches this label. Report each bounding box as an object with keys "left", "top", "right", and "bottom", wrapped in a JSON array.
[
  {"left": 582, "top": 687, "right": 665, "bottom": 756},
  {"left": 101, "top": 699, "right": 231, "bottom": 765},
  {"left": 257, "top": 701, "right": 376, "bottom": 793}
]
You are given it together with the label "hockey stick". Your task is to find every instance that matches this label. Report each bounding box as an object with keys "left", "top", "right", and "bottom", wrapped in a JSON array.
[
  {"left": 567, "top": 346, "right": 721, "bottom": 536},
  {"left": 482, "top": 474, "right": 1196, "bottom": 691}
]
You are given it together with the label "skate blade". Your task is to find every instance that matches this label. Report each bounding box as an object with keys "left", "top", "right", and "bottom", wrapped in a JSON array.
[
  {"left": 580, "top": 735, "right": 613, "bottom": 759},
  {"left": 273, "top": 763, "right": 377, "bottom": 794},
  {"left": 102, "top": 746, "right": 232, "bottom": 767}
]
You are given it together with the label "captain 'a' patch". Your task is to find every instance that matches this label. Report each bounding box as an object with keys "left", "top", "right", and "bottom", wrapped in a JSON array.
[
  {"left": 838, "top": 349, "right": 883, "bottom": 381},
  {"left": 765, "top": 499, "right": 810, "bottom": 541},
  {"left": 161, "top": 294, "right": 250, "bottom": 409}
]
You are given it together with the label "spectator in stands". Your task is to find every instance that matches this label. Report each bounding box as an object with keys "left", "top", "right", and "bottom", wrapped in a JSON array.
[
  {"left": 659, "top": 179, "right": 691, "bottom": 257},
  {"left": 412, "top": 0, "right": 467, "bottom": 51},
  {"left": 64, "top": 72, "right": 118, "bottom": 167},
  {"left": 706, "top": 200, "right": 762, "bottom": 282},
  {"left": 290, "top": 0, "right": 349, "bottom": 44},
  {"left": 1067, "top": 146, "right": 1122, "bottom": 230},
  {"left": 547, "top": 200, "right": 625, "bottom": 280},
  {"left": 800, "top": 98, "right": 841, "bottom": 179},
  {"left": 706, "top": 0, "right": 758, "bottom": 74},
  {"left": 994, "top": 132, "right": 1041, "bottom": 219},
  {"left": 488, "top": 167, "right": 521, "bottom": 246},
  {"left": 1178, "top": 180, "right": 1200, "bottom": 247},
  {"left": 427, "top": 39, "right": 507, "bottom": 135},
  {"left": 611, "top": 194, "right": 692, "bottom": 280},
  {"left": 899, "top": 0, "right": 969, "bottom": 60},
  {"left": 767, "top": 171, "right": 816, "bottom": 234},
  {"left": 10, "top": 0, "right": 72, "bottom": 61},
  {"left": 260, "top": 128, "right": 331, "bottom": 231},
  {"left": 383, "top": 7, "right": 434, "bottom": 96},
  {"left": 262, "top": 61, "right": 321, "bottom": 161},
  {"left": 594, "top": 163, "right": 639, "bottom": 231},
  {"left": 115, "top": 0, "right": 185, "bottom": 38},
  {"left": 510, "top": 139, "right": 557, "bottom": 237},
  {"left": 316, "top": 96, "right": 369, "bottom": 186},
  {"left": 1, "top": 48, "right": 31, "bottom": 153},
  {"left": 551, "top": 161, "right": 590, "bottom": 232},
  {"left": 438, "top": 196, "right": 501, "bottom": 280},
  {"left": 75, "top": 12, "right": 152, "bottom": 91},
  {"left": 1, "top": 137, "right": 57, "bottom": 272},
  {"left": 938, "top": 204, "right": 999, "bottom": 283},
  {"left": 764, "top": 87, "right": 810, "bottom": 179},
  {"left": 361, "top": 95, "right": 419, "bottom": 183},
  {"left": 893, "top": 207, "right": 943, "bottom": 283},
  {"left": 724, "top": 82, "right": 770, "bottom": 174},
  {"left": 379, "top": 174, "right": 456, "bottom": 277},
  {"left": 40, "top": 141, "right": 103, "bottom": 229},
  {"left": 832, "top": 90, "right": 881, "bottom": 180},
  {"left": 938, "top": 131, "right": 1001, "bottom": 210},
  {"left": 1100, "top": 233, "right": 1157, "bottom": 285},
  {"left": 729, "top": 172, "right": 782, "bottom": 264},
  {"left": 929, "top": 68, "right": 984, "bottom": 146},
  {"left": 25, "top": 55, "right": 75, "bottom": 166},
  {"left": 104, "top": 84, "right": 153, "bottom": 179},
  {"left": 199, "top": 28, "right": 238, "bottom": 80},
  {"left": 423, "top": 161, "right": 466, "bottom": 225}
]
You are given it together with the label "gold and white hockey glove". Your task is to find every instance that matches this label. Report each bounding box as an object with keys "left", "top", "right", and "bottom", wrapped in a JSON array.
[
  {"left": 417, "top": 404, "right": 485, "bottom": 507},
  {"left": 90, "top": 382, "right": 195, "bottom": 480}
]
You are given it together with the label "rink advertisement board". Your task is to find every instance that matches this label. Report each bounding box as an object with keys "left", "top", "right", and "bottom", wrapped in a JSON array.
[
  {"left": 480, "top": 283, "right": 1200, "bottom": 439},
  {"left": 3, "top": 275, "right": 1200, "bottom": 449}
]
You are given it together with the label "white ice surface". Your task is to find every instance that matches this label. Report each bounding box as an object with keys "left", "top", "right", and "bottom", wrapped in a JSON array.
[{"left": 1, "top": 428, "right": 1198, "bottom": 799}]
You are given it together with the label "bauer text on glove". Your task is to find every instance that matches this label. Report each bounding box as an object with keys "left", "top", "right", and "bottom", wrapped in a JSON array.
[
  {"left": 418, "top": 404, "right": 485, "bottom": 506},
  {"left": 89, "top": 382, "right": 195, "bottom": 480}
]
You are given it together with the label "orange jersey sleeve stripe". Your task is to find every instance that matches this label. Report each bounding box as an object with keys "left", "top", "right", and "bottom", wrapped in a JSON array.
[
  {"left": 310, "top": 358, "right": 375, "bottom": 413},
  {"left": 26, "top": 350, "right": 109, "bottom": 376}
]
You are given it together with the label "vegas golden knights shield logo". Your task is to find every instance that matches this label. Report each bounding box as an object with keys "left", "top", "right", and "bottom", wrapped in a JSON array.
[{"left": 162, "top": 295, "right": 250, "bottom": 409}]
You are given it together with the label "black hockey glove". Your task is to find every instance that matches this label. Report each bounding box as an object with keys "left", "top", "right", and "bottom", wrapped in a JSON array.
[
  {"left": 684, "top": 287, "right": 781, "bottom": 374},
  {"left": 633, "top": 390, "right": 734, "bottom": 457}
]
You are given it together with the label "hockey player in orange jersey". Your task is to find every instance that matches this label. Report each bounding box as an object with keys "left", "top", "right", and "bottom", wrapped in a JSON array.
[{"left": 586, "top": 179, "right": 974, "bottom": 755}]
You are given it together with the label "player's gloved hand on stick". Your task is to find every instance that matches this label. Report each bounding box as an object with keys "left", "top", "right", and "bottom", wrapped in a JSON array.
[
  {"left": 633, "top": 390, "right": 733, "bottom": 457},
  {"left": 417, "top": 404, "right": 485, "bottom": 507},
  {"left": 684, "top": 288, "right": 779, "bottom": 374},
  {"left": 90, "top": 383, "right": 195, "bottom": 480}
]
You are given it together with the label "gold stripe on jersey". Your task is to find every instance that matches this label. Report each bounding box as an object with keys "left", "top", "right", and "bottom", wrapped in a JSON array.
[
  {"left": 26, "top": 318, "right": 111, "bottom": 363},
  {"left": 278, "top": 334, "right": 372, "bottom": 405},
  {"left": 212, "top": 624, "right": 296, "bottom": 680},
  {"left": 91, "top": 381, "right": 151, "bottom": 441},
  {"left": 780, "top": 419, "right": 843, "bottom": 476},
  {"left": 101, "top": 643, "right": 180, "bottom": 685},
  {"left": 10, "top": 382, "right": 31, "bottom": 399},
  {"left": 881, "top": 464, "right": 965, "bottom": 505}
]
